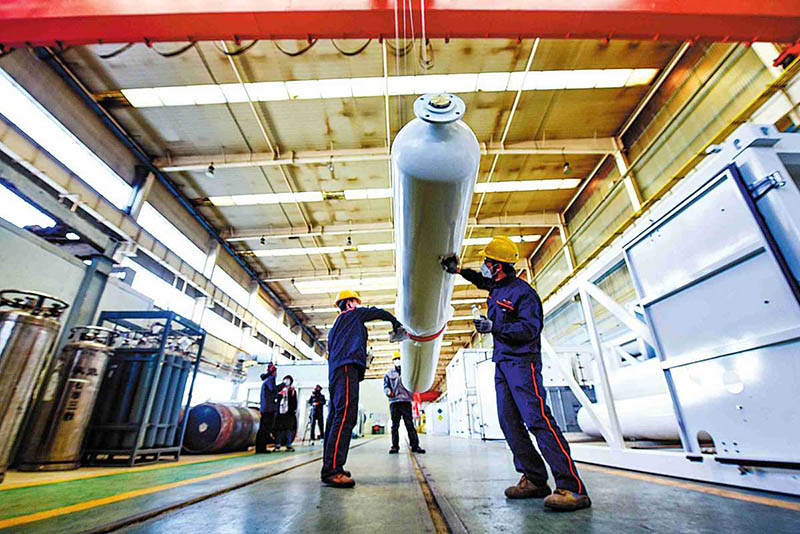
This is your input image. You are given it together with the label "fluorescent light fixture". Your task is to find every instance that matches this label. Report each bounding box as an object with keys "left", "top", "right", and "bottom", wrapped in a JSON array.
[
  {"left": 301, "top": 298, "right": 481, "bottom": 314},
  {"left": 0, "top": 68, "right": 133, "bottom": 209},
  {"left": 293, "top": 276, "right": 471, "bottom": 295},
  {"left": 477, "top": 72, "right": 511, "bottom": 92},
  {"left": 357, "top": 243, "right": 395, "bottom": 252},
  {"left": 253, "top": 246, "right": 345, "bottom": 257},
  {"left": 319, "top": 78, "right": 353, "bottom": 99},
  {"left": 211, "top": 181, "right": 574, "bottom": 208},
  {"left": 445, "top": 329, "right": 473, "bottom": 335},
  {"left": 121, "top": 68, "right": 661, "bottom": 108},
  {"left": 208, "top": 188, "right": 384, "bottom": 207},
  {"left": 342, "top": 188, "right": 392, "bottom": 200},
  {"left": 247, "top": 81, "right": 290, "bottom": 101},
  {"left": 474, "top": 179, "right": 580, "bottom": 193},
  {"left": 0, "top": 184, "right": 56, "bottom": 229},
  {"left": 65, "top": 232, "right": 80, "bottom": 240},
  {"left": 351, "top": 77, "right": 385, "bottom": 97},
  {"left": 463, "top": 235, "right": 540, "bottom": 246},
  {"left": 286, "top": 79, "right": 321, "bottom": 100}
]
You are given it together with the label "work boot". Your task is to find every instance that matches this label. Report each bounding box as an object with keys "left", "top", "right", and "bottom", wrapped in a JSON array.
[
  {"left": 504, "top": 475, "right": 552, "bottom": 499},
  {"left": 411, "top": 447, "right": 426, "bottom": 454},
  {"left": 286, "top": 446, "right": 295, "bottom": 452},
  {"left": 322, "top": 473, "right": 356, "bottom": 488},
  {"left": 544, "top": 489, "right": 592, "bottom": 511},
  {"left": 389, "top": 447, "right": 399, "bottom": 454}
]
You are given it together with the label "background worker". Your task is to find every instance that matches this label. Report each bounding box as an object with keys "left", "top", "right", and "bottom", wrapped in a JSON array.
[
  {"left": 322, "top": 289, "right": 408, "bottom": 488},
  {"left": 308, "top": 384, "right": 326, "bottom": 442},
  {"left": 275, "top": 375, "right": 298, "bottom": 452},
  {"left": 256, "top": 363, "right": 278, "bottom": 454},
  {"left": 384, "top": 352, "right": 426, "bottom": 455},
  {"left": 442, "top": 237, "right": 591, "bottom": 512}
]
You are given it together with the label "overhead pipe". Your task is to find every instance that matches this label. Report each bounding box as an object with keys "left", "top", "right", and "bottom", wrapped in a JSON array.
[
  {"left": 392, "top": 93, "right": 480, "bottom": 392},
  {"left": 34, "top": 48, "right": 324, "bottom": 352}
]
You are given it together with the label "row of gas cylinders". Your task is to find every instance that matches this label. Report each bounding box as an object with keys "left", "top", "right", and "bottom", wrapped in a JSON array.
[{"left": 0, "top": 289, "right": 254, "bottom": 484}]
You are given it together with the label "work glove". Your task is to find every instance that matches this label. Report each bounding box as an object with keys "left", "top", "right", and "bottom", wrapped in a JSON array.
[
  {"left": 473, "top": 318, "right": 493, "bottom": 334},
  {"left": 440, "top": 255, "right": 460, "bottom": 274},
  {"left": 389, "top": 325, "right": 409, "bottom": 343}
]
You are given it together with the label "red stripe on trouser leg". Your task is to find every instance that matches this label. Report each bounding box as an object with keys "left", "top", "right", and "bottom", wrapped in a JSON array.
[
  {"left": 333, "top": 365, "right": 350, "bottom": 469},
  {"left": 530, "top": 363, "right": 582, "bottom": 494}
]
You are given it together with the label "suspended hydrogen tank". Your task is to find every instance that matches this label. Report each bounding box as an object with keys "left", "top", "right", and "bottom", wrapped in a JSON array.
[{"left": 392, "top": 94, "right": 480, "bottom": 392}]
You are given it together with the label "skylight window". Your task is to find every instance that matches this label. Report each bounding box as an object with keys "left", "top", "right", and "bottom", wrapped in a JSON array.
[
  {"left": 0, "top": 184, "right": 56, "bottom": 229},
  {"left": 137, "top": 202, "right": 207, "bottom": 272},
  {"left": 0, "top": 68, "right": 133, "bottom": 209},
  {"left": 211, "top": 266, "right": 250, "bottom": 307}
]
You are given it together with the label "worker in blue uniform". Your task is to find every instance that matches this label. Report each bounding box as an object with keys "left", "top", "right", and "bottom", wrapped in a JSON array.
[
  {"left": 442, "top": 236, "right": 591, "bottom": 511},
  {"left": 322, "top": 289, "right": 408, "bottom": 488},
  {"left": 256, "top": 363, "right": 278, "bottom": 454}
]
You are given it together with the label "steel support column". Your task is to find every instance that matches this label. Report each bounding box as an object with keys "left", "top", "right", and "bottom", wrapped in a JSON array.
[{"left": 578, "top": 288, "right": 624, "bottom": 449}]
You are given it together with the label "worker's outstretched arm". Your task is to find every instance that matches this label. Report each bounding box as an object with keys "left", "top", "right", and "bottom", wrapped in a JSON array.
[
  {"left": 441, "top": 255, "right": 491, "bottom": 290},
  {"left": 493, "top": 290, "right": 543, "bottom": 342},
  {"left": 360, "top": 306, "right": 402, "bottom": 328}
]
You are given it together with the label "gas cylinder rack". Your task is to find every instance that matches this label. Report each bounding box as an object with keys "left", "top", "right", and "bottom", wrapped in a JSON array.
[{"left": 84, "top": 311, "right": 204, "bottom": 466}]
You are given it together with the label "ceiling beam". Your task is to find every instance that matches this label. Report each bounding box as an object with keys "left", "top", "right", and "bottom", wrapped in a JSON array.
[
  {"left": 226, "top": 213, "right": 560, "bottom": 243},
  {"left": 2, "top": 2, "right": 798, "bottom": 46},
  {"left": 154, "top": 138, "right": 616, "bottom": 172}
]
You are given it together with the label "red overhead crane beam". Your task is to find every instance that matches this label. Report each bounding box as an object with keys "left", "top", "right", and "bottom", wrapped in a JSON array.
[{"left": 0, "top": 1, "right": 798, "bottom": 48}]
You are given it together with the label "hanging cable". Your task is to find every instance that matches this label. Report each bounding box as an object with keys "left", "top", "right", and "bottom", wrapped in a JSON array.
[
  {"left": 385, "top": 39, "right": 414, "bottom": 57},
  {"left": 419, "top": 0, "right": 433, "bottom": 70},
  {"left": 274, "top": 39, "right": 318, "bottom": 57},
  {"left": 213, "top": 40, "right": 259, "bottom": 56},
  {"left": 151, "top": 42, "right": 196, "bottom": 58},
  {"left": 97, "top": 42, "right": 134, "bottom": 59},
  {"left": 331, "top": 39, "right": 372, "bottom": 57}
]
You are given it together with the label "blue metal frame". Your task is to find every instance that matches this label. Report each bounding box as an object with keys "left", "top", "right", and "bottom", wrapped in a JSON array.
[{"left": 86, "top": 310, "right": 204, "bottom": 466}]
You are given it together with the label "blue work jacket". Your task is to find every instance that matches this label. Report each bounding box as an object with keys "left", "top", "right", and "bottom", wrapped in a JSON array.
[
  {"left": 327, "top": 306, "right": 401, "bottom": 381},
  {"left": 460, "top": 269, "right": 543, "bottom": 362}
]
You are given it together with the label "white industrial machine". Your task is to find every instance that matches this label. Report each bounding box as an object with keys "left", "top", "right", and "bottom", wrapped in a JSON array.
[
  {"left": 392, "top": 93, "right": 480, "bottom": 392},
  {"left": 424, "top": 402, "right": 450, "bottom": 435},
  {"left": 445, "top": 348, "right": 488, "bottom": 438},
  {"left": 551, "top": 124, "right": 800, "bottom": 495}
]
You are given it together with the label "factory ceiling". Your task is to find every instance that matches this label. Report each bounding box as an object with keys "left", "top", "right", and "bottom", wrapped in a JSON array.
[{"left": 58, "top": 37, "right": 682, "bottom": 383}]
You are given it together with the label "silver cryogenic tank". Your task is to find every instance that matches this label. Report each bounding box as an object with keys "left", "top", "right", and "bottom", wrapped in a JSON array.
[
  {"left": 392, "top": 93, "right": 480, "bottom": 392},
  {"left": 0, "top": 290, "right": 68, "bottom": 483},
  {"left": 18, "top": 326, "right": 117, "bottom": 471}
]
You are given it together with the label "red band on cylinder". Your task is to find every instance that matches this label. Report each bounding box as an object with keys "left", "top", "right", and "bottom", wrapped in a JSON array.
[{"left": 407, "top": 324, "right": 447, "bottom": 343}]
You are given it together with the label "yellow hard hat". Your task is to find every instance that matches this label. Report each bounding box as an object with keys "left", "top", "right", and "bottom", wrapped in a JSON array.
[
  {"left": 480, "top": 236, "right": 519, "bottom": 264},
  {"left": 335, "top": 289, "right": 361, "bottom": 306},
  {"left": 393, "top": 351, "right": 401, "bottom": 359}
]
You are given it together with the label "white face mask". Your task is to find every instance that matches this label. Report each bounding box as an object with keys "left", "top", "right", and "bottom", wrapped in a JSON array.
[
  {"left": 481, "top": 262, "right": 493, "bottom": 279},
  {"left": 394, "top": 361, "right": 401, "bottom": 371}
]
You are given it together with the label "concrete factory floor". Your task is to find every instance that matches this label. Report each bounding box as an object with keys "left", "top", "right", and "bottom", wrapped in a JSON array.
[{"left": 2, "top": 437, "right": 800, "bottom": 533}]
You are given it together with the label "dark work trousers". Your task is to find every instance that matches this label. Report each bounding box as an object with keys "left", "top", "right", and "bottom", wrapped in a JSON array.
[
  {"left": 495, "top": 358, "right": 587, "bottom": 495},
  {"left": 311, "top": 405, "right": 325, "bottom": 441},
  {"left": 255, "top": 412, "right": 275, "bottom": 453},
  {"left": 321, "top": 365, "right": 360, "bottom": 478},
  {"left": 390, "top": 401, "right": 420, "bottom": 450}
]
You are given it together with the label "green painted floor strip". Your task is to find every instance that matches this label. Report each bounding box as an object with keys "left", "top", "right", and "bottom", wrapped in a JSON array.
[{"left": 0, "top": 448, "right": 315, "bottom": 521}]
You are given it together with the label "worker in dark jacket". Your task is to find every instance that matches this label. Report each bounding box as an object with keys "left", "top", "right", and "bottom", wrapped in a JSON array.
[
  {"left": 308, "top": 384, "right": 326, "bottom": 442},
  {"left": 384, "top": 352, "right": 425, "bottom": 455},
  {"left": 256, "top": 363, "right": 278, "bottom": 454},
  {"left": 442, "top": 236, "right": 590, "bottom": 512},
  {"left": 275, "top": 375, "right": 298, "bottom": 452},
  {"left": 321, "top": 289, "right": 407, "bottom": 488}
]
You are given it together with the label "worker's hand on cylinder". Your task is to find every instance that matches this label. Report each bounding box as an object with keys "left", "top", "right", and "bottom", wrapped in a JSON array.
[
  {"left": 440, "top": 255, "right": 460, "bottom": 274},
  {"left": 389, "top": 325, "right": 409, "bottom": 343},
  {"left": 473, "top": 318, "right": 493, "bottom": 333}
]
